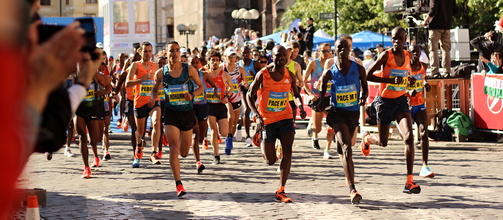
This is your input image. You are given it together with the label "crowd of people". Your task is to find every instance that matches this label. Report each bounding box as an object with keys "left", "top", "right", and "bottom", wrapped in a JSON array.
[{"left": 11, "top": 0, "right": 503, "bottom": 217}]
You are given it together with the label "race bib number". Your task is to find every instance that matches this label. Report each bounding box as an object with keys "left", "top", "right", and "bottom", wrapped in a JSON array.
[
  {"left": 335, "top": 84, "right": 358, "bottom": 107},
  {"left": 267, "top": 91, "right": 288, "bottom": 112},
  {"left": 407, "top": 74, "right": 423, "bottom": 91},
  {"left": 158, "top": 89, "right": 166, "bottom": 101},
  {"left": 83, "top": 84, "right": 95, "bottom": 102},
  {"left": 326, "top": 81, "right": 332, "bottom": 94},
  {"left": 206, "top": 87, "right": 221, "bottom": 103},
  {"left": 246, "top": 71, "right": 254, "bottom": 85},
  {"left": 231, "top": 78, "right": 239, "bottom": 93},
  {"left": 140, "top": 80, "right": 154, "bottom": 96},
  {"left": 386, "top": 69, "right": 408, "bottom": 91},
  {"left": 167, "top": 84, "right": 189, "bottom": 106}
]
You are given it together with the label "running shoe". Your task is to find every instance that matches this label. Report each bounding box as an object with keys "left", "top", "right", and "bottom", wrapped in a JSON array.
[
  {"left": 350, "top": 190, "right": 362, "bottom": 204},
  {"left": 92, "top": 157, "right": 100, "bottom": 167},
  {"left": 196, "top": 161, "right": 205, "bottom": 174},
  {"left": 323, "top": 150, "right": 333, "bottom": 159},
  {"left": 157, "top": 150, "right": 163, "bottom": 159},
  {"left": 203, "top": 138, "right": 209, "bottom": 149},
  {"left": 245, "top": 137, "right": 253, "bottom": 147},
  {"left": 212, "top": 155, "right": 221, "bottom": 165},
  {"left": 162, "top": 135, "right": 169, "bottom": 147},
  {"left": 419, "top": 166, "right": 435, "bottom": 178},
  {"left": 135, "top": 146, "right": 144, "bottom": 159},
  {"left": 64, "top": 147, "right": 75, "bottom": 157},
  {"left": 403, "top": 181, "right": 421, "bottom": 194},
  {"left": 275, "top": 187, "right": 293, "bottom": 203},
  {"left": 312, "top": 138, "right": 321, "bottom": 149},
  {"left": 103, "top": 152, "right": 111, "bottom": 161},
  {"left": 122, "top": 120, "right": 129, "bottom": 132},
  {"left": 218, "top": 137, "right": 223, "bottom": 144},
  {"left": 45, "top": 152, "right": 53, "bottom": 161},
  {"left": 150, "top": 152, "right": 161, "bottom": 164},
  {"left": 307, "top": 126, "right": 313, "bottom": 137},
  {"left": 225, "top": 136, "right": 233, "bottom": 155},
  {"left": 81, "top": 166, "right": 91, "bottom": 178},
  {"left": 253, "top": 130, "right": 262, "bottom": 147},
  {"left": 360, "top": 131, "right": 371, "bottom": 156},
  {"left": 276, "top": 144, "right": 283, "bottom": 159},
  {"left": 116, "top": 119, "right": 121, "bottom": 128},
  {"left": 132, "top": 158, "right": 140, "bottom": 168},
  {"left": 176, "top": 184, "right": 187, "bottom": 197}
]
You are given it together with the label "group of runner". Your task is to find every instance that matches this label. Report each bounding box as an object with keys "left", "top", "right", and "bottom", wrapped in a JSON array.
[{"left": 62, "top": 26, "right": 434, "bottom": 204}]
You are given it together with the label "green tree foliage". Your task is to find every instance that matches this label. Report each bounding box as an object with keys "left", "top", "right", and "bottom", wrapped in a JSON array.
[{"left": 279, "top": 0, "right": 503, "bottom": 39}]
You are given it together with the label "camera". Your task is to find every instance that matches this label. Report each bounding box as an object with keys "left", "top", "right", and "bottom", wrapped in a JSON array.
[{"left": 38, "top": 18, "right": 98, "bottom": 59}]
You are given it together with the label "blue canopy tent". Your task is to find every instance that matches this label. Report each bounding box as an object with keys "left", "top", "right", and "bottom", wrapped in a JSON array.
[
  {"left": 350, "top": 31, "right": 392, "bottom": 51},
  {"left": 252, "top": 30, "right": 334, "bottom": 50}
]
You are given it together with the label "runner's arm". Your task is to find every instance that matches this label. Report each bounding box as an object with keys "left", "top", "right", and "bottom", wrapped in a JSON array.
[
  {"left": 188, "top": 65, "right": 204, "bottom": 98},
  {"left": 151, "top": 68, "right": 163, "bottom": 101},
  {"left": 246, "top": 71, "right": 264, "bottom": 129},
  {"left": 302, "top": 60, "right": 316, "bottom": 97},
  {"left": 290, "top": 71, "right": 306, "bottom": 119},
  {"left": 366, "top": 51, "right": 393, "bottom": 83},
  {"left": 239, "top": 66, "right": 249, "bottom": 89},
  {"left": 358, "top": 65, "right": 369, "bottom": 105}
]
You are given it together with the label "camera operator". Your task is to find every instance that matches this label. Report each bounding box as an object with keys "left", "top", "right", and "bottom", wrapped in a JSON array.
[{"left": 470, "top": 31, "right": 503, "bottom": 72}]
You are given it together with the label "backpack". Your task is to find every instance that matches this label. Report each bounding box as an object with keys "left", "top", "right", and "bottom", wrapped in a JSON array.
[
  {"left": 428, "top": 109, "right": 455, "bottom": 141},
  {"left": 446, "top": 112, "right": 474, "bottom": 136},
  {"left": 452, "top": 63, "right": 477, "bottom": 78}
]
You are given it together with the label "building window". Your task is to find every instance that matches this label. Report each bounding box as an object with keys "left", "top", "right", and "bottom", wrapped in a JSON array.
[
  {"left": 66, "top": 0, "right": 69, "bottom": 5},
  {"left": 40, "top": 0, "right": 51, "bottom": 6},
  {"left": 86, "top": 0, "right": 97, "bottom": 4}
]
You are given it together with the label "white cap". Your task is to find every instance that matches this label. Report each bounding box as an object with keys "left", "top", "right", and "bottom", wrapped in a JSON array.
[
  {"left": 180, "top": 47, "right": 188, "bottom": 54},
  {"left": 96, "top": 42, "right": 104, "bottom": 49},
  {"left": 364, "top": 50, "right": 372, "bottom": 56},
  {"left": 224, "top": 47, "right": 236, "bottom": 56},
  {"left": 281, "top": 42, "right": 292, "bottom": 50}
]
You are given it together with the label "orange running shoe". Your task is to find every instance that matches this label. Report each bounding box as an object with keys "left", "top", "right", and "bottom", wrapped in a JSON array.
[
  {"left": 275, "top": 187, "right": 292, "bottom": 203},
  {"left": 157, "top": 150, "right": 163, "bottom": 159},
  {"left": 122, "top": 120, "right": 129, "bottom": 132},
  {"left": 403, "top": 181, "right": 421, "bottom": 194},
  {"left": 176, "top": 184, "right": 187, "bottom": 197},
  {"left": 81, "top": 166, "right": 91, "bottom": 178},
  {"left": 196, "top": 161, "right": 205, "bottom": 174},
  {"left": 150, "top": 152, "right": 161, "bottom": 164},
  {"left": 162, "top": 134, "right": 169, "bottom": 147},
  {"left": 203, "top": 139, "right": 209, "bottom": 149},
  {"left": 116, "top": 119, "right": 121, "bottom": 129},
  {"left": 135, "top": 146, "right": 144, "bottom": 159},
  {"left": 350, "top": 190, "right": 362, "bottom": 204},
  {"left": 218, "top": 137, "right": 223, "bottom": 144},
  {"left": 360, "top": 131, "right": 371, "bottom": 156},
  {"left": 92, "top": 157, "right": 100, "bottom": 167}
]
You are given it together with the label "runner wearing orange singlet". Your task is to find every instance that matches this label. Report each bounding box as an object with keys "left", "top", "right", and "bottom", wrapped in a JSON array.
[
  {"left": 126, "top": 42, "right": 161, "bottom": 168},
  {"left": 246, "top": 45, "right": 306, "bottom": 203},
  {"left": 363, "top": 27, "right": 421, "bottom": 194},
  {"left": 406, "top": 44, "right": 434, "bottom": 178}
]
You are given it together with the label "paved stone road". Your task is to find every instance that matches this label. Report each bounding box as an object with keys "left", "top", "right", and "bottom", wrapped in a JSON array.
[{"left": 12, "top": 122, "right": 503, "bottom": 219}]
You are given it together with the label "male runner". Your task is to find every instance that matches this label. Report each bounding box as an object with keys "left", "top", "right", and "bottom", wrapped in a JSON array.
[
  {"left": 238, "top": 46, "right": 261, "bottom": 147},
  {"left": 246, "top": 45, "right": 306, "bottom": 203}
]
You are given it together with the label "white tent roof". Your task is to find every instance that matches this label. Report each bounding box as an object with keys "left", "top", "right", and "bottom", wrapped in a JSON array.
[{"left": 314, "top": 29, "right": 332, "bottom": 38}]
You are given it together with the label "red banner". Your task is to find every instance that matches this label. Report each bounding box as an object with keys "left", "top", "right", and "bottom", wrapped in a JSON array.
[
  {"left": 135, "top": 21, "right": 150, "bottom": 34},
  {"left": 114, "top": 22, "right": 129, "bottom": 35},
  {"left": 472, "top": 73, "right": 503, "bottom": 130}
]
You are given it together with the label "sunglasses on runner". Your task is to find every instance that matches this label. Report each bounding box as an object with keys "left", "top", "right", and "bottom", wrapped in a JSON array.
[
  {"left": 258, "top": 60, "right": 268, "bottom": 64},
  {"left": 321, "top": 50, "right": 331, "bottom": 53}
]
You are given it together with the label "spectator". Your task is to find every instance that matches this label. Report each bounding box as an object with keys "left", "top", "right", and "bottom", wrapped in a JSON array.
[
  {"left": 470, "top": 31, "right": 503, "bottom": 72},
  {"left": 299, "top": 17, "right": 315, "bottom": 51},
  {"left": 374, "top": 44, "right": 384, "bottom": 60},
  {"left": 291, "top": 41, "right": 306, "bottom": 70},
  {"left": 362, "top": 50, "right": 375, "bottom": 70},
  {"left": 296, "top": 32, "right": 307, "bottom": 55},
  {"left": 421, "top": 0, "right": 458, "bottom": 77},
  {"left": 481, "top": 51, "right": 503, "bottom": 74}
]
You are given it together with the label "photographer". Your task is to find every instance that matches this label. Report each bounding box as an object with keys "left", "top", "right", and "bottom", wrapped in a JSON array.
[{"left": 470, "top": 31, "right": 503, "bottom": 72}]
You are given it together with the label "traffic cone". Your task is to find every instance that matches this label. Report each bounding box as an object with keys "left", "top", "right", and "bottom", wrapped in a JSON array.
[{"left": 26, "top": 195, "right": 40, "bottom": 220}]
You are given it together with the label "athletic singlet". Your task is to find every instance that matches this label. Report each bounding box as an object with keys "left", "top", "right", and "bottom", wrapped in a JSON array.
[
  {"left": 224, "top": 63, "right": 242, "bottom": 103},
  {"left": 133, "top": 61, "right": 157, "bottom": 108},
  {"left": 379, "top": 49, "right": 411, "bottom": 99},
  {"left": 285, "top": 60, "right": 296, "bottom": 101},
  {"left": 258, "top": 68, "right": 293, "bottom": 125},
  {"left": 206, "top": 69, "right": 226, "bottom": 104},
  {"left": 329, "top": 61, "right": 361, "bottom": 111},
  {"left": 238, "top": 59, "right": 256, "bottom": 85},
  {"left": 406, "top": 64, "right": 426, "bottom": 106},
  {"left": 310, "top": 59, "right": 331, "bottom": 97},
  {"left": 163, "top": 62, "right": 194, "bottom": 111},
  {"left": 81, "top": 80, "right": 98, "bottom": 108},
  {"left": 192, "top": 69, "right": 207, "bottom": 105}
]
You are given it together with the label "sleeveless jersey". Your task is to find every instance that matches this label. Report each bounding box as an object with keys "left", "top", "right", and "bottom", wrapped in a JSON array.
[
  {"left": 379, "top": 49, "right": 411, "bottom": 99},
  {"left": 81, "top": 80, "right": 98, "bottom": 108},
  {"left": 206, "top": 69, "right": 226, "bottom": 104},
  {"left": 329, "top": 61, "right": 361, "bottom": 111},
  {"left": 238, "top": 59, "right": 256, "bottom": 85},
  {"left": 310, "top": 59, "right": 331, "bottom": 97},
  {"left": 406, "top": 64, "right": 426, "bottom": 106},
  {"left": 285, "top": 60, "right": 296, "bottom": 101},
  {"left": 224, "top": 63, "right": 242, "bottom": 103},
  {"left": 163, "top": 63, "right": 194, "bottom": 111},
  {"left": 192, "top": 69, "right": 207, "bottom": 105},
  {"left": 258, "top": 68, "right": 293, "bottom": 125},
  {"left": 133, "top": 61, "right": 157, "bottom": 108}
]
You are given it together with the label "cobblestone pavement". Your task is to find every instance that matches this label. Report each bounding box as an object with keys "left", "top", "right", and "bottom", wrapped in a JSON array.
[{"left": 12, "top": 122, "right": 503, "bottom": 219}]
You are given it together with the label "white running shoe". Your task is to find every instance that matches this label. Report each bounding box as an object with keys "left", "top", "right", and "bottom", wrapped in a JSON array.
[
  {"left": 323, "top": 150, "right": 333, "bottom": 159},
  {"left": 64, "top": 147, "right": 75, "bottom": 157},
  {"left": 236, "top": 129, "right": 243, "bottom": 142},
  {"left": 245, "top": 137, "right": 253, "bottom": 147},
  {"left": 419, "top": 166, "right": 435, "bottom": 178}
]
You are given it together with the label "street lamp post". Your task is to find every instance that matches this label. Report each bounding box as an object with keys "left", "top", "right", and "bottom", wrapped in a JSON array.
[
  {"left": 231, "top": 8, "right": 260, "bottom": 29},
  {"left": 176, "top": 24, "right": 197, "bottom": 48}
]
